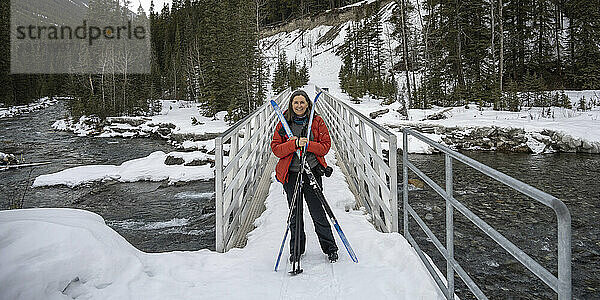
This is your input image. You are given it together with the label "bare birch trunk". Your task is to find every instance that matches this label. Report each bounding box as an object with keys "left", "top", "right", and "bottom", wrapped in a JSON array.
[
  {"left": 499, "top": 0, "right": 503, "bottom": 93},
  {"left": 400, "top": 0, "right": 412, "bottom": 108}
]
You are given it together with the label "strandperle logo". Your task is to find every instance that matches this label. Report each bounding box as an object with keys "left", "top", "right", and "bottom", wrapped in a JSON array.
[
  {"left": 15, "top": 20, "right": 147, "bottom": 46},
  {"left": 10, "top": 0, "right": 151, "bottom": 74}
]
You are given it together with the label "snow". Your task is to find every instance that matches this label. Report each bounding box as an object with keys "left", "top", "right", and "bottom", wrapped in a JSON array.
[
  {"left": 33, "top": 151, "right": 214, "bottom": 188},
  {"left": 403, "top": 104, "right": 600, "bottom": 142},
  {"left": 1, "top": 149, "right": 444, "bottom": 299},
  {"left": 151, "top": 101, "right": 229, "bottom": 137},
  {"left": 0, "top": 97, "right": 61, "bottom": 119},
  {"left": 328, "top": 0, "right": 379, "bottom": 12},
  {"left": 53, "top": 100, "right": 230, "bottom": 139},
  {"left": 180, "top": 140, "right": 215, "bottom": 152}
]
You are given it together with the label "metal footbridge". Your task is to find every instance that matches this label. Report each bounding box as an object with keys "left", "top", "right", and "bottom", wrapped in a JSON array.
[{"left": 213, "top": 87, "right": 572, "bottom": 299}]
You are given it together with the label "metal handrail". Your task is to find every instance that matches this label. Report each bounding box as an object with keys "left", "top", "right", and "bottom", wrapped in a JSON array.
[
  {"left": 316, "top": 87, "right": 398, "bottom": 233},
  {"left": 215, "top": 88, "right": 291, "bottom": 252},
  {"left": 402, "top": 128, "right": 571, "bottom": 299}
]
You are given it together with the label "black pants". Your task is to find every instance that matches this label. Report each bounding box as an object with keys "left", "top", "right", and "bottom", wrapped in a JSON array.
[{"left": 283, "top": 171, "right": 338, "bottom": 256}]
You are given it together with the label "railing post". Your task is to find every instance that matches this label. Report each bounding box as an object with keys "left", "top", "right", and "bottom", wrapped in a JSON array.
[
  {"left": 445, "top": 154, "right": 455, "bottom": 299},
  {"left": 215, "top": 136, "right": 224, "bottom": 253},
  {"left": 389, "top": 134, "right": 398, "bottom": 232},
  {"left": 558, "top": 211, "right": 572, "bottom": 300},
  {"left": 403, "top": 130, "right": 409, "bottom": 236}
]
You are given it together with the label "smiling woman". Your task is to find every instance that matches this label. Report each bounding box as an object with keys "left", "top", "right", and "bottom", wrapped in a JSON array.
[{"left": 271, "top": 90, "right": 339, "bottom": 266}]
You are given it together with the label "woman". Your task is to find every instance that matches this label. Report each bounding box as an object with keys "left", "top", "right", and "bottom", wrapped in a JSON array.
[{"left": 270, "top": 90, "right": 338, "bottom": 263}]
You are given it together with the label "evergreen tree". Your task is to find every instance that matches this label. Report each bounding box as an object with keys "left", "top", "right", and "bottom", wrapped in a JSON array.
[
  {"left": 299, "top": 60, "right": 310, "bottom": 86},
  {"left": 564, "top": 0, "right": 600, "bottom": 89},
  {"left": 338, "top": 2, "right": 394, "bottom": 103},
  {"left": 272, "top": 52, "right": 289, "bottom": 94},
  {"left": 577, "top": 96, "right": 587, "bottom": 111}
]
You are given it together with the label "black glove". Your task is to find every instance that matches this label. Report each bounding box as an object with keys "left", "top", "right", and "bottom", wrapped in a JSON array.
[
  {"left": 312, "top": 165, "right": 333, "bottom": 177},
  {"left": 312, "top": 164, "right": 325, "bottom": 177},
  {"left": 324, "top": 166, "right": 333, "bottom": 177}
]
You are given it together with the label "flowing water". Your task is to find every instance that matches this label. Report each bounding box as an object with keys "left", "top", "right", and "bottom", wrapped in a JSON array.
[
  {"left": 1, "top": 102, "right": 598, "bottom": 298},
  {"left": 0, "top": 102, "right": 216, "bottom": 252}
]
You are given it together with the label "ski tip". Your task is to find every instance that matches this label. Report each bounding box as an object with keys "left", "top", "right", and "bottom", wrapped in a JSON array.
[
  {"left": 270, "top": 100, "right": 277, "bottom": 105},
  {"left": 314, "top": 91, "right": 323, "bottom": 102}
]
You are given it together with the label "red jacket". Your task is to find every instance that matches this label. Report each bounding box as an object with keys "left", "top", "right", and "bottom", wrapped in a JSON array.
[{"left": 271, "top": 114, "right": 331, "bottom": 184}]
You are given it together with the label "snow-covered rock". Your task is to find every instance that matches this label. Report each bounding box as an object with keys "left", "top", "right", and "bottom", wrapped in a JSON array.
[
  {"left": 33, "top": 151, "right": 214, "bottom": 188},
  {"left": 0, "top": 152, "right": 19, "bottom": 165},
  {"left": 53, "top": 100, "right": 229, "bottom": 142}
]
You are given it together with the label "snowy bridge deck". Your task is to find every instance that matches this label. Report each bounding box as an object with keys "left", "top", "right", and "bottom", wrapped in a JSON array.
[{"left": 213, "top": 148, "right": 442, "bottom": 298}]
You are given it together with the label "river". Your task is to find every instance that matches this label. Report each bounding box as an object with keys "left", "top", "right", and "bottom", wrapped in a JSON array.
[
  {"left": 0, "top": 102, "right": 216, "bottom": 252},
  {"left": 404, "top": 152, "right": 599, "bottom": 299}
]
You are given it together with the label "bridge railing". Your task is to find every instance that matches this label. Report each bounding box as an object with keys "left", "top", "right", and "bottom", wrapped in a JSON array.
[
  {"left": 316, "top": 87, "right": 398, "bottom": 233},
  {"left": 215, "top": 88, "right": 291, "bottom": 252},
  {"left": 402, "top": 128, "right": 571, "bottom": 300}
]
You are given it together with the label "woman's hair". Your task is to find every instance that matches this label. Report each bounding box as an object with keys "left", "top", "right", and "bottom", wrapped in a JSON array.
[{"left": 285, "top": 90, "right": 313, "bottom": 121}]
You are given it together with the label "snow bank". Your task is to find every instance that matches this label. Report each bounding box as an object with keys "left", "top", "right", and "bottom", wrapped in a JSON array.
[
  {"left": 33, "top": 151, "right": 214, "bottom": 188},
  {"left": 0, "top": 97, "right": 61, "bottom": 119},
  {"left": 0, "top": 208, "right": 144, "bottom": 300},
  {"left": 53, "top": 100, "right": 230, "bottom": 140},
  {"left": 2, "top": 149, "right": 444, "bottom": 299}
]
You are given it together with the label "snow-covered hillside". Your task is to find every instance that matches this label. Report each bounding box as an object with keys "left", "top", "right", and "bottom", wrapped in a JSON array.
[{"left": 261, "top": 2, "right": 600, "bottom": 154}]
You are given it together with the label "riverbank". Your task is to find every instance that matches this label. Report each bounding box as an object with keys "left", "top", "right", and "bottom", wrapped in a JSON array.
[
  {"left": 34, "top": 100, "right": 232, "bottom": 188},
  {"left": 0, "top": 97, "right": 63, "bottom": 119},
  {"left": 52, "top": 100, "right": 229, "bottom": 148},
  {"left": 316, "top": 88, "right": 600, "bottom": 155},
  {"left": 383, "top": 101, "right": 600, "bottom": 154}
]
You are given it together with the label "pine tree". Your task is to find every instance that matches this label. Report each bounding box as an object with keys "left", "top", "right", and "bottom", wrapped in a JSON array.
[
  {"left": 272, "top": 52, "right": 289, "bottom": 94},
  {"left": 577, "top": 96, "right": 587, "bottom": 111},
  {"left": 289, "top": 59, "right": 299, "bottom": 90},
  {"left": 564, "top": 0, "right": 600, "bottom": 89},
  {"left": 299, "top": 60, "right": 310, "bottom": 86}
]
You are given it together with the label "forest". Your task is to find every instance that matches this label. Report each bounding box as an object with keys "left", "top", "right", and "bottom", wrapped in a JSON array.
[
  {"left": 338, "top": 0, "right": 600, "bottom": 111},
  {"left": 1, "top": 0, "right": 599, "bottom": 119}
]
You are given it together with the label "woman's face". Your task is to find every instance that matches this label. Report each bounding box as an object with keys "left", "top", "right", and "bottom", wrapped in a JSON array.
[{"left": 292, "top": 95, "right": 308, "bottom": 116}]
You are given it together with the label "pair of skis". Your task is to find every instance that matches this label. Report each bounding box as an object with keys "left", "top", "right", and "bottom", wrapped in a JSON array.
[
  {"left": 271, "top": 92, "right": 358, "bottom": 275},
  {"left": 272, "top": 91, "right": 320, "bottom": 275}
]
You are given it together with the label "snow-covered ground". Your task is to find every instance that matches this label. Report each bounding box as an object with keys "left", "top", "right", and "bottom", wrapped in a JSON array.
[
  {"left": 53, "top": 100, "right": 230, "bottom": 140},
  {"left": 1, "top": 150, "right": 444, "bottom": 299},
  {"left": 0, "top": 97, "right": 61, "bottom": 119}
]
